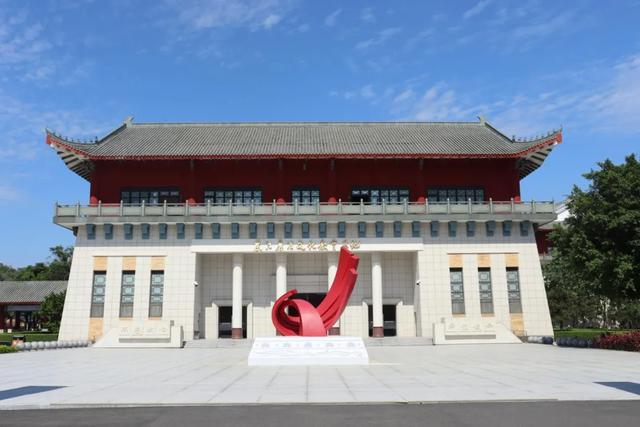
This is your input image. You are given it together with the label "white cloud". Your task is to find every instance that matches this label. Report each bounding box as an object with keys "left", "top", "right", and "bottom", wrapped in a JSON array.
[
  {"left": 463, "top": 0, "right": 493, "bottom": 20},
  {"left": 165, "top": 0, "right": 293, "bottom": 32},
  {"left": 0, "top": 89, "right": 113, "bottom": 163},
  {"left": 324, "top": 8, "right": 342, "bottom": 27},
  {"left": 403, "top": 28, "right": 435, "bottom": 52},
  {"left": 360, "top": 85, "right": 376, "bottom": 99},
  {"left": 0, "top": 184, "right": 19, "bottom": 203},
  {"left": 382, "top": 51, "right": 640, "bottom": 136},
  {"left": 355, "top": 27, "right": 402, "bottom": 50},
  {"left": 262, "top": 13, "right": 281, "bottom": 30},
  {"left": 581, "top": 54, "right": 640, "bottom": 133},
  {"left": 361, "top": 8, "right": 375, "bottom": 23},
  {"left": 511, "top": 11, "right": 574, "bottom": 40}
]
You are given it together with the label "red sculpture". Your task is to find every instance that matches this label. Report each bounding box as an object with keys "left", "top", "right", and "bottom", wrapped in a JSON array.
[{"left": 272, "top": 246, "right": 360, "bottom": 336}]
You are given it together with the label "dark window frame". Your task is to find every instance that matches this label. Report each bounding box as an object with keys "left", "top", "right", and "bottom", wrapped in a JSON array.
[
  {"left": 291, "top": 187, "right": 320, "bottom": 205},
  {"left": 426, "top": 187, "right": 485, "bottom": 203},
  {"left": 90, "top": 271, "right": 107, "bottom": 318},
  {"left": 203, "top": 187, "right": 263, "bottom": 205},
  {"left": 350, "top": 187, "right": 410, "bottom": 204},
  {"left": 149, "top": 270, "right": 164, "bottom": 318},
  {"left": 120, "top": 187, "right": 181, "bottom": 205},
  {"left": 450, "top": 268, "right": 465, "bottom": 315},
  {"left": 507, "top": 267, "right": 522, "bottom": 313},
  {"left": 478, "top": 268, "right": 494, "bottom": 314},
  {"left": 119, "top": 270, "right": 136, "bottom": 318}
]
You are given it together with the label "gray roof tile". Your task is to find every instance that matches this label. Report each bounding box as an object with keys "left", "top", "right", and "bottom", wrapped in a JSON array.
[
  {"left": 46, "top": 120, "right": 562, "bottom": 179},
  {"left": 0, "top": 281, "right": 67, "bottom": 304}
]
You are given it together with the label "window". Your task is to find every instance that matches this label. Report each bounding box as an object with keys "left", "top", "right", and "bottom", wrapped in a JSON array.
[
  {"left": 412, "top": 221, "right": 421, "bottom": 237},
  {"left": 450, "top": 268, "right": 465, "bottom": 315},
  {"left": 87, "top": 224, "right": 96, "bottom": 240},
  {"left": 358, "top": 222, "right": 366, "bottom": 238},
  {"left": 478, "top": 268, "right": 494, "bottom": 314},
  {"left": 204, "top": 188, "right": 262, "bottom": 205},
  {"left": 284, "top": 222, "right": 293, "bottom": 238},
  {"left": 301, "top": 222, "right": 310, "bottom": 238},
  {"left": 104, "top": 223, "right": 113, "bottom": 240},
  {"left": 318, "top": 222, "right": 327, "bottom": 238},
  {"left": 195, "top": 223, "right": 203, "bottom": 239},
  {"left": 292, "top": 188, "right": 320, "bottom": 205},
  {"left": 119, "top": 271, "right": 135, "bottom": 318},
  {"left": 249, "top": 223, "right": 258, "bottom": 239},
  {"left": 375, "top": 221, "right": 384, "bottom": 238},
  {"left": 90, "top": 272, "right": 106, "bottom": 318},
  {"left": 350, "top": 187, "right": 409, "bottom": 204},
  {"left": 159, "top": 223, "right": 168, "bottom": 240},
  {"left": 427, "top": 187, "right": 484, "bottom": 203},
  {"left": 124, "top": 224, "right": 133, "bottom": 240},
  {"left": 212, "top": 223, "right": 221, "bottom": 239},
  {"left": 393, "top": 221, "right": 402, "bottom": 238},
  {"left": 149, "top": 271, "right": 164, "bottom": 317},
  {"left": 121, "top": 188, "right": 180, "bottom": 204},
  {"left": 507, "top": 268, "right": 522, "bottom": 313},
  {"left": 337, "top": 222, "right": 346, "bottom": 238}
]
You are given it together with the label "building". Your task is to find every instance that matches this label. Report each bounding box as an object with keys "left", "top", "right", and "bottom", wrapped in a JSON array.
[
  {"left": 536, "top": 201, "right": 569, "bottom": 264},
  {"left": 47, "top": 118, "right": 561, "bottom": 344},
  {"left": 0, "top": 281, "right": 68, "bottom": 332}
]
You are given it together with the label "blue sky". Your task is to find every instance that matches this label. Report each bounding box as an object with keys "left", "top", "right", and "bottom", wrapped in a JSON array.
[{"left": 1, "top": 0, "right": 639, "bottom": 266}]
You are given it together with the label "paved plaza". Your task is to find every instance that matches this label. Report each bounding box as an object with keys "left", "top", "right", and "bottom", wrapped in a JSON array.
[{"left": 1, "top": 343, "right": 639, "bottom": 409}]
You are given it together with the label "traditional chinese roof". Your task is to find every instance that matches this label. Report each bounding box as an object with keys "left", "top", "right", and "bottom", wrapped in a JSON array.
[
  {"left": 0, "top": 281, "right": 67, "bottom": 304},
  {"left": 46, "top": 117, "right": 562, "bottom": 180}
]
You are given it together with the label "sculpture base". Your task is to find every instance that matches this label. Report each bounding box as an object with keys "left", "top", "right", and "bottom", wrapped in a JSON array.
[{"left": 248, "top": 336, "right": 369, "bottom": 366}]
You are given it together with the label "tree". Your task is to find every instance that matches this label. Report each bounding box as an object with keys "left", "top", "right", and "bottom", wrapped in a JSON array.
[
  {"left": 543, "top": 258, "right": 603, "bottom": 328},
  {"left": 0, "top": 263, "right": 17, "bottom": 281},
  {"left": 40, "top": 291, "right": 66, "bottom": 332},
  {"left": 549, "top": 154, "right": 640, "bottom": 301},
  {"left": 1, "top": 246, "right": 73, "bottom": 281}
]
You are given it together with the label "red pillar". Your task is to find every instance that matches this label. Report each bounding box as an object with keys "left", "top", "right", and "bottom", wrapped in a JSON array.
[{"left": 0, "top": 304, "right": 6, "bottom": 331}]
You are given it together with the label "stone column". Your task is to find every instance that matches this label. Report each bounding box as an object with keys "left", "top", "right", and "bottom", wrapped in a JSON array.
[
  {"left": 327, "top": 252, "right": 340, "bottom": 335},
  {"left": 231, "top": 253, "right": 244, "bottom": 339},
  {"left": 371, "top": 252, "right": 384, "bottom": 337},
  {"left": 275, "top": 253, "right": 287, "bottom": 299}
]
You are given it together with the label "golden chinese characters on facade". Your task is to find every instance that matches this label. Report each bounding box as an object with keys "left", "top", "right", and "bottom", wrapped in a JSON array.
[{"left": 254, "top": 239, "right": 361, "bottom": 252}]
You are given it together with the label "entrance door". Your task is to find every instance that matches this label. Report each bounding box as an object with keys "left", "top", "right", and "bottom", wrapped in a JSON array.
[
  {"left": 368, "top": 304, "right": 397, "bottom": 337},
  {"left": 382, "top": 304, "right": 397, "bottom": 336},
  {"left": 218, "top": 306, "right": 247, "bottom": 338}
]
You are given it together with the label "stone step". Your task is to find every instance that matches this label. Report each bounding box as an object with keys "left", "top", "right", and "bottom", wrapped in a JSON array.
[{"left": 184, "top": 337, "right": 433, "bottom": 348}]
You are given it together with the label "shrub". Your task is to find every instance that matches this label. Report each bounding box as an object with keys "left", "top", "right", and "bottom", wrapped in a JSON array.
[
  {"left": 594, "top": 331, "right": 640, "bottom": 352},
  {"left": 0, "top": 346, "right": 17, "bottom": 354}
]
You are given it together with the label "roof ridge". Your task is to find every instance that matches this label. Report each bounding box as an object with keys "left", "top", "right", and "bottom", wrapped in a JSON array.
[{"left": 127, "top": 121, "right": 485, "bottom": 127}]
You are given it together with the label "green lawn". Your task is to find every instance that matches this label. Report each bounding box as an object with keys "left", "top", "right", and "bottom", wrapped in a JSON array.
[
  {"left": 554, "top": 328, "right": 637, "bottom": 341},
  {"left": 0, "top": 332, "right": 58, "bottom": 343}
]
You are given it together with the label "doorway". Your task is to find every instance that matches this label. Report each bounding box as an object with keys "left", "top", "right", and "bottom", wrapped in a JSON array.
[
  {"left": 368, "top": 304, "right": 397, "bottom": 337},
  {"left": 218, "top": 305, "right": 247, "bottom": 338}
]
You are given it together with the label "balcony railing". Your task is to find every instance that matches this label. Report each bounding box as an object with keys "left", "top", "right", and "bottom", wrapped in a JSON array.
[{"left": 54, "top": 199, "right": 557, "bottom": 220}]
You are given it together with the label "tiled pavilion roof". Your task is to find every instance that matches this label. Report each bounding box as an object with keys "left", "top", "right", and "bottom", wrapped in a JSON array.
[{"left": 46, "top": 118, "right": 562, "bottom": 180}]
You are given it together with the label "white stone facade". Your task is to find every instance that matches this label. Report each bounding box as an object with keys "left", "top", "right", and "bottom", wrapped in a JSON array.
[{"left": 58, "top": 221, "right": 554, "bottom": 343}]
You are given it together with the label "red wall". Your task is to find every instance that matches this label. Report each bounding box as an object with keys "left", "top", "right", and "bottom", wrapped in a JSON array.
[
  {"left": 535, "top": 229, "right": 553, "bottom": 254},
  {"left": 89, "top": 158, "right": 521, "bottom": 203}
]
